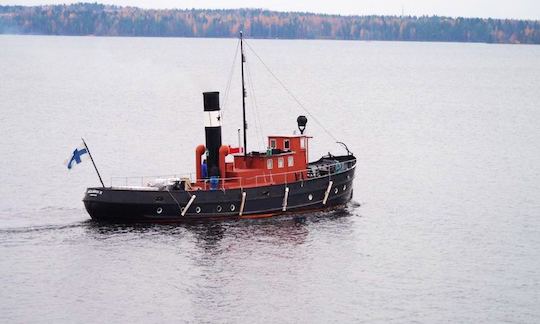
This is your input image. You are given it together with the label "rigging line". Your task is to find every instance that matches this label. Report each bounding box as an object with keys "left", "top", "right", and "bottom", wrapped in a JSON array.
[
  {"left": 245, "top": 60, "right": 265, "bottom": 150},
  {"left": 166, "top": 188, "right": 183, "bottom": 213},
  {"left": 246, "top": 70, "right": 262, "bottom": 150},
  {"left": 248, "top": 70, "right": 265, "bottom": 150},
  {"left": 244, "top": 62, "right": 260, "bottom": 149},
  {"left": 221, "top": 39, "right": 240, "bottom": 118},
  {"left": 243, "top": 40, "right": 340, "bottom": 142},
  {"left": 222, "top": 40, "right": 240, "bottom": 116}
]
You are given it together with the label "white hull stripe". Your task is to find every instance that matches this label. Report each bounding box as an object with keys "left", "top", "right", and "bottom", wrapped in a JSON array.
[
  {"left": 322, "top": 181, "right": 333, "bottom": 205},
  {"left": 182, "top": 195, "right": 196, "bottom": 216},
  {"left": 282, "top": 187, "right": 289, "bottom": 211},
  {"left": 239, "top": 191, "right": 247, "bottom": 216}
]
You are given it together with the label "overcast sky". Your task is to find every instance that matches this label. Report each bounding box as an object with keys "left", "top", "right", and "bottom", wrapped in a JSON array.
[{"left": 1, "top": 0, "right": 539, "bottom": 20}]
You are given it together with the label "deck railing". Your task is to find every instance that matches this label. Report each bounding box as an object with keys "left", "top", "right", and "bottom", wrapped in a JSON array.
[
  {"left": 110, "top": 172, "right": 197, "bottom": 188},
  {"left": 110, "top": 159, "right": 356, "bottom": 191}
]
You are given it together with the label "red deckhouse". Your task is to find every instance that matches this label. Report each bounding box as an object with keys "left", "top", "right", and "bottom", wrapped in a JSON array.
[{"left": 195, "top": 134, "right": 313, "bottom": 189}]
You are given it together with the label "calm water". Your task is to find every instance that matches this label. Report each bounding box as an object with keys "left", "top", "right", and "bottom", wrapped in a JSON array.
[{"left": 1, "top": 35, "right": 540, "bottom": 323}]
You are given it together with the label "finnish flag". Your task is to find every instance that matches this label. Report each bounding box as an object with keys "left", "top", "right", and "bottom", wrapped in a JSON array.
[{"left": 65, "top": 143, "right": 88, "bottom": 170}]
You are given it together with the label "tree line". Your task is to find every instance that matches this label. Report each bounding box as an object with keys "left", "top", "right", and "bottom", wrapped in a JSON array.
[{"left": 1, "top": 3, "right": 539, "bottom": 44}]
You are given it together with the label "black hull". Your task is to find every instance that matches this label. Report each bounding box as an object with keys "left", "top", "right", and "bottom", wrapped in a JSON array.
[{"left": 83, "top": 165, "right": 356, "bottom": 223}]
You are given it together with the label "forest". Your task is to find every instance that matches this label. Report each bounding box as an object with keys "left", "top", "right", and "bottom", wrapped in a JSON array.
[{"left": 1, "top": 3, "right": 539, "bottom": 44}]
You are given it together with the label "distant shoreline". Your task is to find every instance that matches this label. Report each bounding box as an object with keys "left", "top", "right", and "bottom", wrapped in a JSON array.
[
  {"left": 2, "top": 34, "right": 538, "bottom": 47},
  {"left": 1, "top": 3, "right": 539, "bottom": 45}
]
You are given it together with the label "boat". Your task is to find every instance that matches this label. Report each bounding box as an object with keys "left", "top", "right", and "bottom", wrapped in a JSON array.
[{"left": 83, "top": 33, "right": 357, "bottom": 223}]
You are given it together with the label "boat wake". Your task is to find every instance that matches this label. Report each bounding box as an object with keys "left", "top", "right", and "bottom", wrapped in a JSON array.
[{"left": 0, "top": 206, "right": 89, "bottom": 233}]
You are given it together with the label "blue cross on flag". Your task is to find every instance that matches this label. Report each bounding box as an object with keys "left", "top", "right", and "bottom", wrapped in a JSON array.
[{"left": 65, "top": 143, "right": 88, "bottom": 170}]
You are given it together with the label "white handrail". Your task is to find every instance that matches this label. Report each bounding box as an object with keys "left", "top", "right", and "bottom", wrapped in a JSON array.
[{"left": 110, "top": 160, "right": 356, "bottom": 188}]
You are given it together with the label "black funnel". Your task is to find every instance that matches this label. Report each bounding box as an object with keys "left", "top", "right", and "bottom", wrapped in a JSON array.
[{"left": 203, "top": 92, "right": 222, "bottom": 177}]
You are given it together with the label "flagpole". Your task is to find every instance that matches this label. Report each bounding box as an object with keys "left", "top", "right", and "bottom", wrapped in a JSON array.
[{"left": 81, "top": 138, "right": 105, "bottom": 188}]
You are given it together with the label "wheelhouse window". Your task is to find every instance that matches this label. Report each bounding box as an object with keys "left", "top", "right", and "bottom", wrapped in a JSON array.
[
  {"left": 300, "top": 137, "right": 305, "bottom": 149},
  {"left": 267, "top": 159, "right": 273, "bottom": 169},
  {"left": 270, "top": 139, "right": 277, "bottom": 149},
  {"left": 278, "top": 157, "right": 284, "bottom": 168},
  {"left": 284, "top": 139, "right": 290, "bottom": 150},
  {"left": 288, "top": 156, "right": 294, "bottom": 167}
]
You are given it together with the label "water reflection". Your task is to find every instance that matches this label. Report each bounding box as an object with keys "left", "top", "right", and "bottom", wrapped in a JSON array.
[
  {"left": 82, "top": 206, "right": 357, "bottom": 248},
  {"left": 188, "top": 223, "right": 226, "bottom": 251}
]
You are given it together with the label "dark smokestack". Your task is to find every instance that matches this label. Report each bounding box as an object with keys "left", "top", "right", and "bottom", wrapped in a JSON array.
[{"left": 203, "top": 92, "right": 222, "bottom": 177}]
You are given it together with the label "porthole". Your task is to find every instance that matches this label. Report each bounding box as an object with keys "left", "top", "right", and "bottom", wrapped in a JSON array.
[
  {"left": 343, "top": 184, "right": 347, "bottom": 191},
  {"left": 230, "top": 204, "right": 236, "bottom": 211},
  {"left": 334, "top": 188, "right": 338, "bottom": 194},
  {"left": 216, "top": 205, "right": 222, "bottom": 212},
  {"left": 156, "top": 207, "right": 163, "bottom": 214},
  {"left": 195, "top": 206, "right": 201, "bottom": 214},
  {"left": 308, "top": 194, "right": 313, "bottom": 201}
]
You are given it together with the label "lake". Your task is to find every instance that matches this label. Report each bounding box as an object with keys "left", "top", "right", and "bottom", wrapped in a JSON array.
[{"left": 1, "top": 35, "right": 539, "bottom": 323}]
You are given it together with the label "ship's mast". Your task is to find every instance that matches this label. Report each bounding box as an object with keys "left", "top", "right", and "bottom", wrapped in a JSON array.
[{"left": 240, "top": 31, "right": 247, "bottom": 158}]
